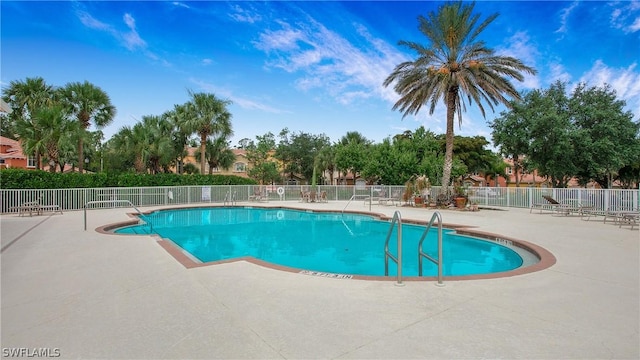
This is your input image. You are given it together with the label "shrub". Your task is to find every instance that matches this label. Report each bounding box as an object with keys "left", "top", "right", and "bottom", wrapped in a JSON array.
[{"left": 0, "top": 169, "right": 256, "bottom": 189}]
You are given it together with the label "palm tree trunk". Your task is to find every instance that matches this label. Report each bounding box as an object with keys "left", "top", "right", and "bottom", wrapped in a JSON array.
[
  {"left": 441, "top": 89, "right": 456, "bottom": 193},
  {"left": 200, "top": 135, "right": 207, "bottom": 175},
  {"left": 514, "top": 155, "right": 521, "bottom": 187},
  {"left": 78, "top": 138, "right": 84, "bottom": 173}
]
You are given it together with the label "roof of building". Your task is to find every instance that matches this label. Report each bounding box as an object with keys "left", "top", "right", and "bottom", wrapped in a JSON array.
[{"left": 0, "top": 136, "right": 26, "bottom": 160}]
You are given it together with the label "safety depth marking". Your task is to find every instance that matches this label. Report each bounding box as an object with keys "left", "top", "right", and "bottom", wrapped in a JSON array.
[{"left": 299, "top": 270, "right": 353, "bottom": 279}]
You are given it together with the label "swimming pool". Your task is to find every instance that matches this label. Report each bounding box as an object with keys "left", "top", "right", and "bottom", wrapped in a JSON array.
[{"left": 115, "top": 207, "right": 538, "bottom": 278}]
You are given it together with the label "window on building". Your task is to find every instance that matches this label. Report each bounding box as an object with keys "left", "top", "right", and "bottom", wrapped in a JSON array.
[
  {"left": 234, "top": 162, "right": 246, "bottom": 172},
  {"left": 27, "top": 156, "right": 36, "bottom": 168},
  {"left": 505, "top": 167, "right": 513, "bottom": 175},
  {"left": 0, "top": 158, "right": 5, "bottom": 164}
]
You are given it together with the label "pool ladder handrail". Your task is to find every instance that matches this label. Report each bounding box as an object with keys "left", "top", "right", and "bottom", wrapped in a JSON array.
[
  {"left": 84, "top": 199, "right": 146, "bottom": 231},
  {"left": 224, "top": 191, "right": 237, "bottom": 205},
  {"left": 384, "top": 210, "right": 403, "bottom": 286},
  {"left": 342, "top": 193, "right": 372, "bottom": 213},
  {"left": 418, "top": 211, "right": 444, "bottom": 286}
]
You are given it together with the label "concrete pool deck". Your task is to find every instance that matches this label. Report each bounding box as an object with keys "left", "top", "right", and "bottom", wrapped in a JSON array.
[{"left": 1, "top": 202, "right": 638, "bottom": 359}]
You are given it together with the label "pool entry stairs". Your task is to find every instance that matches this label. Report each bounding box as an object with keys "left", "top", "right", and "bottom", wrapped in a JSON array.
[{"left": 384, "top": 210, "right": 444, "bottom": 286}]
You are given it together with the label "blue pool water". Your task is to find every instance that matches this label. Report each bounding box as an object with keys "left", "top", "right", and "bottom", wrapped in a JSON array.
[{"left": 116, "top": 207, "right": 524, "bottom": 277}]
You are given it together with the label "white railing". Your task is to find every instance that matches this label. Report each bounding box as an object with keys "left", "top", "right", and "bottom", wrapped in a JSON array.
[{"left": 1, "top": 185, "right": 638, "bottom": 214}]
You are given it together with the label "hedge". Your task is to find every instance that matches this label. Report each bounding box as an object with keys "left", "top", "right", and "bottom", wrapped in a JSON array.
[{"left": 0, "top": 169, "right": 257, "bottom": 189}]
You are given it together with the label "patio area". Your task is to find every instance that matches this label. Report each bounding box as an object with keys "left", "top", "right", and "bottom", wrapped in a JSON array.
[{"left": 1, "top": 201, "right": 638, "bottom": 359}]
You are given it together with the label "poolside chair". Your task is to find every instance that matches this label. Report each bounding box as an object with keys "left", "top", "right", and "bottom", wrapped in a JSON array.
[
  {"left": 530, "top": 195, "right": 578, "bottom": 215},
  {"left": 389, "top": 190, "right": 403, "bottom": 206},
  {"left": 300, "top": 190, "right": 310, "bottom": 203},
  {"left": 11, "top": 197, "right": 62, "bottom": 217},
  {"left": 249, "top": 187, "right": 265, "bottom": 202}
]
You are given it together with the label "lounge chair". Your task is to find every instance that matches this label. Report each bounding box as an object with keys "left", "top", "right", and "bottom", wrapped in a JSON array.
[
  {"left": 379, "top": 190, "right": 402, "bottom": 206},
  {"left": 249, "top": 187, "right": 266, "bottom": 202},
  {"left": 618, "top": 212, "right": 639, "bottom": 230},
  {"left": 11, "top": 198, "right": 63, "bottom": 217},
  {"left": 300, "top": 190, "right": 310, "bottom": 203},
  {"left": 530, "top": 195, "right": 578, "bottom": 215}
]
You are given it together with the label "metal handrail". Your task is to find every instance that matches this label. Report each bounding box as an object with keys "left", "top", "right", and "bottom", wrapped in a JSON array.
[
  {"left": 84, "top": 200, "right": 145, "bottom": 231},
  {"left": 384, "top": 210, "right": 403, "bottom": 286},
  {"left": 342, "top": 194, "right": 372, "bottom": 213},
  {"left": 418, "top": 211, "right": 444, "bottom": 286},
  {"left": 224, "top": 191, "right": 237, "bottom": 205},
  {"left": 342, "top": 194, "right": 356, "bottom": 213}
]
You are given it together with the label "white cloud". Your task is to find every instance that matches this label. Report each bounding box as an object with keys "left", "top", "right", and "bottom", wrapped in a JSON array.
[
  {"left": 77, "top": 10, "right": 146, "bottom": 51},
  {"left": 202, "top": 58, "right": 213, "bottom": 66},
  {"left": 122, "top": 13, "right": 146, "bottom": 51},
  {"left": 547, "top": 62, "right": 572, "bottom": 84},
  {"left": 254, "top": 16, "right": 406, "bottom": 107},
  {"left": 76, "top": 9, "right": 168, "bottom": 66},
  {"left": 229, "top": 4, "right": 262, "bottom": 24},
  {"left": 189, "top": 78, "right": 289, "bottom": 114},
  {"left": 610, "top": 0, "right": 640, "bottom": 33},
  {"left": 77, "top": 11, "right": 113, "bottom": 32},
  {"left": 255, "top": 22, "right": 306, "bottom": 53},
  {"left": 497, "top": 32, "right": 540, "bottom": 90},
  {"left": 172, "top": 2, "right": 190, "bottom": 10},
  {"left": 555, "top": 1, "right": 580, "bottom": 35},
  {"left": 578, "top": 60, "right": 640, "bottom": 118}
]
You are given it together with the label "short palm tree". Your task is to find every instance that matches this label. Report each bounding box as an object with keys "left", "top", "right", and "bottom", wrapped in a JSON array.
[
  {"left": 164, "top": 104, "right": 192, "bottom": 174},
  {"left": 35, "top": 105, "right": 75, "bottom": 172},
  {"left": 141, "top": 115, "right": 174, "bottom": 174},
  {"left": 195, "top": 137, "right": 236, "bottom": 174},
  {"left": 383, "top": 1, "right": 536, "bottom": 190},
  {"left": 183, "top": 91, "right": 233, "bottom": 175},
  {"left": 61, "top": 81, "right": 116, "bottom": 173},
  {"left": 3, "top": 77, "right": 57, "bottom": 169}
]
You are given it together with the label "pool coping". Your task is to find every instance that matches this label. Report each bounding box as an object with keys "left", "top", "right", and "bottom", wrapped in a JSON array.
[{"left": 97, "top": 204, "right": 557, "bottom": 281}]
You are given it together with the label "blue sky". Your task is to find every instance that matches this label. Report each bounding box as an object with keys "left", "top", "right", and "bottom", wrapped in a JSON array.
[{"left": 2, "top": 1, "right": 639, "bottom": 148}]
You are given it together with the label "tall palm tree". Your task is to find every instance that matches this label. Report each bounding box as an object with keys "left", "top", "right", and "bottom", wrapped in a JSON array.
[
  {"left": 61, "top": 81, "right": 116, "bottom": 173},
  {"left": 3, "top": 77, "right": 57, "bottom": 169},
  {"left": 383, "top": 1, "right": 536, "bottom": 190},
  {"left": 183, "top": 91, "right": 233, "bottom": 174}
]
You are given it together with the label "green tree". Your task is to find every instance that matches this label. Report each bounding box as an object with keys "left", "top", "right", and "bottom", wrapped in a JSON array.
[
  {"left": 522, "top": 83, "right": 577, "bottom": 187},
  {"left": 164, "top": 104, "right": 193, "bottom": 174},
  {"left": 490, "top": 98, "right": 533, "bottom": 186},
  {"left": 35, "top": 105, "right": 75, "bottom": 172},
  {"left": 195, "top": 137, "right": 236, "bottom": 175},
  {"left": 450, "top": 135, "right": 496, "bottom": 176},
  {"left": 3, "top": 77, "right": 57, "bottom": 169},
  {"left": 316, "top": 144, "right": 337, "bottom": 185},
  {"left": 141, "top": 115, "right": 174, "bottom": 174},
  {"left": 570, "top": 83, "right": 640, "bottom": 188},
  {"left": 335, "top": 132, "right": 370, "bottom": 184},
  {"left": 383, "top": 1, "right": 536, "bottom": 191},
  {"left": 182, "top": 91, "right": 233, "bottom": 175},
  {"left": 60, "top": 81, "right": 116, "bottom": 173},
  {"left": 362, "top": 139, "right": 419, "bottom": 185},
  {"left": 245, "top": 132, "right": 280, "bottom": 184}
]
